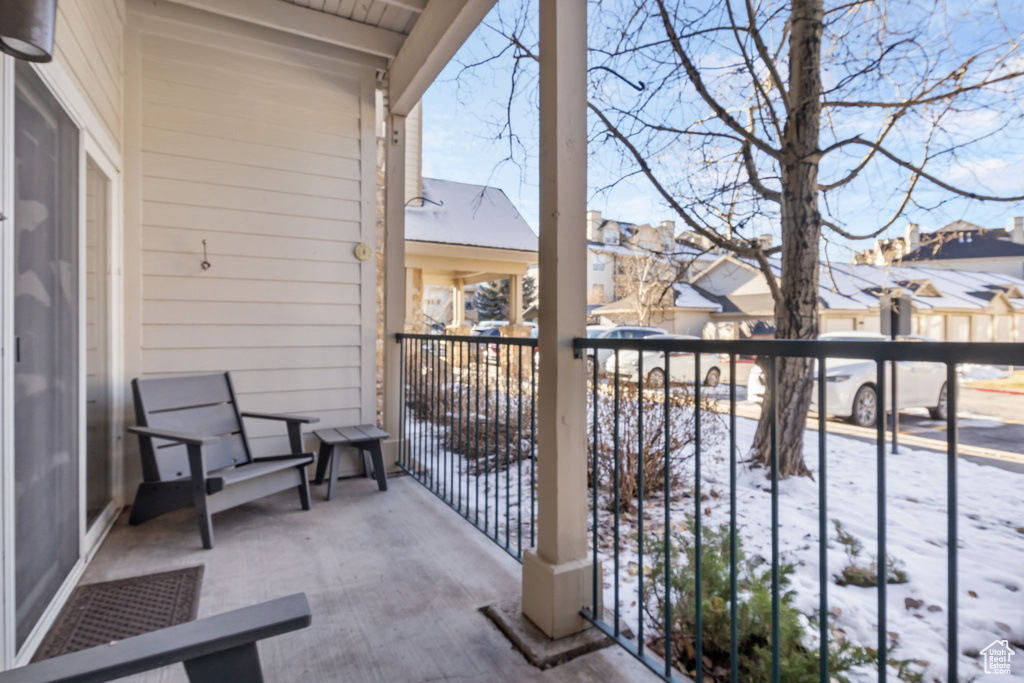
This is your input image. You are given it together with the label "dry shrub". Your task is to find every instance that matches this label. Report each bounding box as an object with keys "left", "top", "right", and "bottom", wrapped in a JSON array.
[
  {"left": 404, "top": 350, "right": 535, "bottom": 474},
  {"left": 588, "top": 381, "right": 723, "bottom": 513}
]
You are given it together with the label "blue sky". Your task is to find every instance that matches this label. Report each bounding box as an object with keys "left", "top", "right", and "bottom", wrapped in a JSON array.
[{"left": 421, "top": 2, "right": 1024, "bottom": 262}]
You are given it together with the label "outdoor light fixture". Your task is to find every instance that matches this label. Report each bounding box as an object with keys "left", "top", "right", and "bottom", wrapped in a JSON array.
[{"left": 0, "top": 0, "right": 58, "bottom": 63}]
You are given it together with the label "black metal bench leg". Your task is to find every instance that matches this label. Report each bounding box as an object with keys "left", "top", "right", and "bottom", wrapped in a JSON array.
[
  {"left": 296, "top": 466, "right": 312, "bottom": 511},
  {"left": 183, "top": 641, "right": 264, "bottom": 683},
  {"left": 187, "top": 444, "right": 214, "bottom": 549},
  {"left": 366, "top": 440, "right": 388, "bottom": 492},
  {"left": 313, "top": 441, "right": 332, "bottom": 485},
  {"left": 327, "top": 446, "right": 339, "bottom": 501}
]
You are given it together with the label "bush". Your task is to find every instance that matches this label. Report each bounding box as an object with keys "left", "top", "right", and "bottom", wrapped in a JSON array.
[
  {"left": 404, "top": 347, "right": 534, "bottom": 475},
  {"left": 588, "top": 382, "right": 723, "bottom": 513},
  {"left": 832, "top": 520, "right": 909, "bottom": 587},
  {"left": 644, "top": 520, "right": 877, "bottom": 682}
]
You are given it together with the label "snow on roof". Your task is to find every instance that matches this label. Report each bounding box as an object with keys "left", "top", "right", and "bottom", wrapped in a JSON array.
[
  {"left": 710, "top": 255, "right": 1024, "bottom": 313},
  {"left": 673, "top": 283, "right": 723, "bottom": 311},
  {"left": 405, "top": 178, "right": 538, "bottom": 252}
]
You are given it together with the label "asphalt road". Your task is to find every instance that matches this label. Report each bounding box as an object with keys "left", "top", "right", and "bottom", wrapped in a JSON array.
[
  {"left": 702, "top": 383, "right": 1024, "bottom": 473},
  {"left": 812, "top": 386, "right": 1024, "bottom": 474},
  {"left": 886, "top": 387, "right": 1024, "bottom": 473}
]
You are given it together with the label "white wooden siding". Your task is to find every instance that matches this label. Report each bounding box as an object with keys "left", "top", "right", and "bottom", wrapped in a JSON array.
[
  {"left": 405, "top": 100, "right": 422, "bottom": 202},
  {"left": 134, "top": 7, "right": 379, "bottom": 458},
  {"left": 52, "top": 0, "right": 125, "bottom": 149}
]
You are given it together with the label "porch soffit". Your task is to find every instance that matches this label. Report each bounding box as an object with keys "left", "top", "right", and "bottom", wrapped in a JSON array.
[
  {"left": 161, "top": 0, "right": 413, "bottom": 59},
  {"left": 407, "top": 241, "right": 535, "bottom": 286},
  {"left": 279, "top": 0, "right": 424, "bottom": 35},
  {"left": 160, "top": 0, "right": 494, "bottom": 116}
]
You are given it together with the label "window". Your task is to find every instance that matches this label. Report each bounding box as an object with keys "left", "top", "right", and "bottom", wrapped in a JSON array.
[
  {"left": 593, "top": 254, "right": 607, "bottom": 271},
  {"left": 603, "top": 230, "right": 619, "bottom": 245}
]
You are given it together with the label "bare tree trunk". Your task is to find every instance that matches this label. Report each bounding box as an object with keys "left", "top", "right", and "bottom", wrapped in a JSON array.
[{"left": 750, "top": 0, "right": 823, "bottom": 477}]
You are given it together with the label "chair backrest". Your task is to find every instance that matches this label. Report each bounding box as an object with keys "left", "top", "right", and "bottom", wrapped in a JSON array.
[{"left": 132, "top": 373, "right": 252, "bottom": 482}]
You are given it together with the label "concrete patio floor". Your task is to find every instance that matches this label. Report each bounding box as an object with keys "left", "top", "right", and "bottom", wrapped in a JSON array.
[{"left": 82, "top": 473, "right": 659, "bottom": 682}]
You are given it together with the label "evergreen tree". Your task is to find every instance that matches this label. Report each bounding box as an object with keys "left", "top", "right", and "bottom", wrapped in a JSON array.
[
  {"left": 522, "top": 275, "right": 537, "bottom": 311},
  {"left": 474, "top": 280, "right": 508, "bottom": 320},
  {"left": 474, "top": 276, "right": 537, "bottom": 321}
]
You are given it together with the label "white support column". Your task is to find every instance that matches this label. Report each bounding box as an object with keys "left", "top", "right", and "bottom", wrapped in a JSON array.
[
  {"left": 509, "top": 273, "right": 524, "bottom": 325},
  {"left": 382, "top": 114, "right": 406, "bottom": 465},
  {"left": 521, "top": 0, "right": 593, "bottom": 640},
  {"left": 452, "top": 278, "right": 466, "bottom": 327}
]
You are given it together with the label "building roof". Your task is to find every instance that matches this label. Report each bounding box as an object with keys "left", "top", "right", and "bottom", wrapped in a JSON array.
[
  {"left": 405, "top": 178, "right": 538, "bottom": 252},
  {"left": 689, "top": 255, "right": 1024, "bottom": 315},
  {"left": 901, "top": 229, "right": 1024, "bottom": 261},
  {"left": 673, "top": 283, "right": 723, "bottom": 310}
]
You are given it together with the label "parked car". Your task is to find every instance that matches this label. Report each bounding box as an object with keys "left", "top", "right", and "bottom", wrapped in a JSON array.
[
  {"left": 585, "top": 325, "right": 669, "bottom": 376},
  {"left": 604, "top": 334, "right": 722, "bottom": 387},
  {"left": 746, "top": 332, "right": 950, "bottom": 427},
  {"left": 471, "top": 320, "right": 508, "bottom": 336}
]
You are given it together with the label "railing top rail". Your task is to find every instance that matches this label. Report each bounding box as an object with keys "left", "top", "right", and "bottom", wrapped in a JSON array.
[
  {"left": 574, "top": 336, "right": 1024, "bottom": 365},
  {"left": 396, "top": 332, "right": 538, "bottom": 347}
]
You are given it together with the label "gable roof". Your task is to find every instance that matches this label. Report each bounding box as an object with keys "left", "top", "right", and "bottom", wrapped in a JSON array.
[
  {"left": 689, "top": 254, "right": 1024, "bottom": 314},
  {"left": 902, "top": 228, "right": 1024, "bottom": 261},
  {"left": 405, "top": 178, "right": 538, "bottom": 252}
]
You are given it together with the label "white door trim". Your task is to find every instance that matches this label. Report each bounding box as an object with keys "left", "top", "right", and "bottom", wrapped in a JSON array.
[{"left": 0, "top": 53, "right": 15, "bottom": 671}]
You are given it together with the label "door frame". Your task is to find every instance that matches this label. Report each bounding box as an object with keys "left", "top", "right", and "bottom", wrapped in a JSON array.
[
  {"left": 81, "top": 137, "right": 125, "bottom": 557},
  {"left": 0, "top": 55, "right": 125, "bottom": 668}
]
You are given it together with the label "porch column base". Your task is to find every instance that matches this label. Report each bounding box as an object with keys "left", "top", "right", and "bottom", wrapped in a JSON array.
[
  {"left": 521, "top": 549, "right": 597, "bottom": 640},
  {"left": 381, "top": 437, "right": 401, "bottom": 473}
]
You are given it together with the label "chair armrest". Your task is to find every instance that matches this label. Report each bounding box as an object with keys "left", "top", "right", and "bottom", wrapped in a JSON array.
[
  {"left": 241, "top": 413, "right": 318, "bottom": 455},
  {"left": 0, "top": 593, "right": 311, "bottom": 683},
  {"left": 127, "top": 426, "right": 219, "bottom": 447},
  {"left": 241, "top": 411, "right": 320, "bottom": 425}
]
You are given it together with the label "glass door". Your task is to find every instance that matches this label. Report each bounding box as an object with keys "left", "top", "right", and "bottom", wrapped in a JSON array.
[
  {"left": 84, "top": 156, "right": 112, "bottom": 530},
  {"left": 11, "top": 60, "right": 80, "bottom": 650}
]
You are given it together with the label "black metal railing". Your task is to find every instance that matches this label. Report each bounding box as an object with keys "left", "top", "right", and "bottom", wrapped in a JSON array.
[
  {"left": 573, "top": 336, "right": 1024, "bottom": 683},
  {"left": 396, "top": 332, "right": 538, "bottom": 562}
]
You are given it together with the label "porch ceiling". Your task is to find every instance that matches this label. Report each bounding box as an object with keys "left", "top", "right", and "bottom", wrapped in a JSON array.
[
  {"left": 80, "top": 477, "right": 657, "bottom": 681},
  {"left": 278, "top": 0, "right": 423, "bottom": 36},
  {"left": 408, "top": 241, "right": 536, "bottom": 287},
  {"left": 164, "top": 0, "right": 495, "bottom": 114}
]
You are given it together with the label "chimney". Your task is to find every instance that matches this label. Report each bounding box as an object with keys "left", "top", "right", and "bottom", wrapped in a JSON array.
[
  {"left": 659, "top": 219, "right": 676, "bottom": 233},
  {"left": 586, "top": 210, "right": 603, "bottom": 240},
  {"left": 1008, "top": 216, "right": 1024, "bottom": 244},
  {"left": 758, "top": 233, "right": 773, "bottom": 250},
  {"left": 905, "top": 223, "right": 920, "bottom": 252}
]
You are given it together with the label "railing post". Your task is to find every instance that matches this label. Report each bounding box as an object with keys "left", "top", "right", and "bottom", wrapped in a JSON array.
[
  {"left": 382, "top": 114, "right": 407, "bottom": 470},
  {"left": 521, "top": 0, "right": 594, "bottom": 640}
]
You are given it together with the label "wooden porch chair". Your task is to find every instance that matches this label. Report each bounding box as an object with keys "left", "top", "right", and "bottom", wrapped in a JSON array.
[{"left": 128, "top": 372, "right": 319, "bottom": 549}]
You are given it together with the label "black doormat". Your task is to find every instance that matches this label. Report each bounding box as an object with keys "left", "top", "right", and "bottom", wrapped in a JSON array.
[{"left": 31, "top": 565, "right": 204, "bottom": 662}]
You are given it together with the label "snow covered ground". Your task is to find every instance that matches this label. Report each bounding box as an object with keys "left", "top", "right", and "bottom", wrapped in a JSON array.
[
  {"left": 599, "top": 411, "right": 1024, "bottom": 681},
  {"left": 961, "top": 364, "right": 1013, "bottom": 382},
  {"left": 405, "top": 389, "right": 1024, "bottom": 681}
]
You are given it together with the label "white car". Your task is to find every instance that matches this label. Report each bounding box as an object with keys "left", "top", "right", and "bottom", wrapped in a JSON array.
[
  {"left": 604, "top": 334, "right": 722, "bottom": 387},
  {"left": 471, "top": 320, "right": 507, "bottom": 336},
  {"left": 746, "top": 332, "right": 950, "bottom": 427},
  {"left": 585, "top": 325, "right": 668, "bottom": 375}
]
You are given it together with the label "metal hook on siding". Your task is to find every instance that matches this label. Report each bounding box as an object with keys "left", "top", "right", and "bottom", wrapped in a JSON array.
[{"left": 201, "top": 240, "right": 211, "bottom": 270}]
